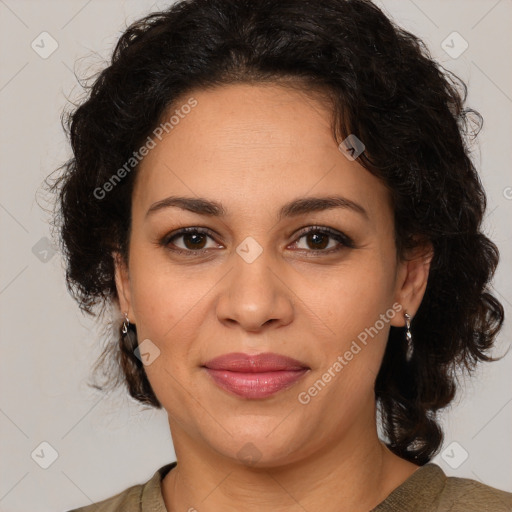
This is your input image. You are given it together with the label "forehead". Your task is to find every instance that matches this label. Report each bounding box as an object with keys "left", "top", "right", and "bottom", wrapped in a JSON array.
[{"left": 132, "top": 83, "right": 392, "bottom": 224}]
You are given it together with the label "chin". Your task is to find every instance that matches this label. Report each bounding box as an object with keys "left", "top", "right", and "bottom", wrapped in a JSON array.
[{"left": 204, "top": 423, "right": 308, "bottom": 469}]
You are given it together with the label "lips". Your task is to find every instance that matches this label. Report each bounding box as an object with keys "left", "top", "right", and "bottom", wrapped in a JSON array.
[
  {"left": 204, "top": 352, "right": 308, "bottom": 372},
  {"left": 202, "top": 352, "right": 310, "bottom": 399}
]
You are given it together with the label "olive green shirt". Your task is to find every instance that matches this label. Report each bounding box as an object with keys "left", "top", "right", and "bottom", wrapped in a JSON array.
[{"left": 66, "top": 461, "right": 512, "bottom": 511}]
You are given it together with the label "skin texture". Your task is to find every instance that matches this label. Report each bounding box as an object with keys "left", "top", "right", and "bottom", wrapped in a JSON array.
[{"left": 114, "top": 83, "right": 433, "bottom": 512}]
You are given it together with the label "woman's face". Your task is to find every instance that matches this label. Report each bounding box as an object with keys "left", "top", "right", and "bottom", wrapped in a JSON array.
[{"left": 115, "top": 82, "right": 426, "bottom": 467}]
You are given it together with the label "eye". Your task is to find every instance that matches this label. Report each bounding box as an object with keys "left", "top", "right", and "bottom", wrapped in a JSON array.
[
  {"left": 160, "top": 225, "right": 355, "bottom": 256},
  {"left": 161, "top": 227, "right": 220, "bottom": 255},
  {"left": 289, "top": 226, "right": 355, "bottom": 254}
]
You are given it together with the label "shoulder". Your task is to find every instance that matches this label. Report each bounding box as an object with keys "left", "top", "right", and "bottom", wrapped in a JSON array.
[
  {"left": 65, "top": 483, "right": 142, "bottom": 512},
  {"left": 437, "top": 472, "right": 512, "bottom": 512},
  {"left": 64, "top": 462, "right": 176, "bottom": 512},
  {"left": 373, "top": 462, "right": 512, "bottom": 512}
]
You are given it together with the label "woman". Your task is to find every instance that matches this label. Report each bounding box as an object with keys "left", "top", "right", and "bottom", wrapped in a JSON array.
[{"left": 50, "top": 0, "right": 511, "bottom": 510}]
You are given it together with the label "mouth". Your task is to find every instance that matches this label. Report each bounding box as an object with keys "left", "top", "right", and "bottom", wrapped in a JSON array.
[{"left": 202, "top": 352, "right": 310, "bottom": 399}]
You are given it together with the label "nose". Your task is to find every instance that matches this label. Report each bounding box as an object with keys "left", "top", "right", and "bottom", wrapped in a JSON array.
[{"left": 215, "top": 249, "right": 295, "bottom": 333}]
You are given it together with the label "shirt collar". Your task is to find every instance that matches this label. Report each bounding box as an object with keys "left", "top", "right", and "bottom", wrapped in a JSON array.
[{"left": 139, "top": 461, "right": 446, "bottom": 512}]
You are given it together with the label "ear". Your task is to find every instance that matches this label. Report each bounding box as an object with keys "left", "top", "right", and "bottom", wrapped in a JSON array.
[
  {"left": 390, "top": 240, "right": 434, "bottom": 327},
  {"left": 113, "top": 251, "right": 135, "bottom": 322}
]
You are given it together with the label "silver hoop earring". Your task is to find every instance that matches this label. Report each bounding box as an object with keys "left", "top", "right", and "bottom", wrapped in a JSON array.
[
  {"left": 122, "top": 311, "right": 130, "bottom": 335},
  {"left": 404, "top": 312, "right": 413, "bottom": 362}
]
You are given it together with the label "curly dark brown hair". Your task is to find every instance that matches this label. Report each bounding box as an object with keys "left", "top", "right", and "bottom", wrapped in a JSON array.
[{"left": 47, "top": 0, "right": 505, "bottom": 466}]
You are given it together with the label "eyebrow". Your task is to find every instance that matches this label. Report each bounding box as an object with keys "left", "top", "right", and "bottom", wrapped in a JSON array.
[{"left": 145, "top": 195, "right": 369, "bottom": 221}]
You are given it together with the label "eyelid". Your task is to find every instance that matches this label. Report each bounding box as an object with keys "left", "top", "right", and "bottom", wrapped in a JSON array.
[
  {"left": 287, "top": 228, "right": 356, "bottom": 257},
  {"left": 292, "top": 225, "right": 356, "bottom": 249},
  {"left": 161, "top": 227, "right": 221, "bottom": 249}
]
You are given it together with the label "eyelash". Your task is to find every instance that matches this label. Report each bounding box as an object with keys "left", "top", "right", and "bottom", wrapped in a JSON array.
[{"left": 159, "top": 225, "right": 355, "bottom": 257}]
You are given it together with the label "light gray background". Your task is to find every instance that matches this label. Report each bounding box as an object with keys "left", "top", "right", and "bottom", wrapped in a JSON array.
[{"left": 0, "top": 1, "right": 511, "bottom": 511}]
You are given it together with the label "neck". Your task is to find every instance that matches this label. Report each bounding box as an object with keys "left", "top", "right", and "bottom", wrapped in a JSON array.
[{"left": 161, "top": 411, "right": 419, "bottom": 512}]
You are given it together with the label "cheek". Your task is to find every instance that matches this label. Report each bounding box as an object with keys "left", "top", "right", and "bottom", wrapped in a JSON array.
[
  {"left": 127, "top": 262, "right": 207, "bottom": 404},
  {"left": 127, "top": 250, "right": 220, "bottom": 379},
  {"left": 128, "top": 245, "right": 203, "bottom": 335},
  {"left": 304, "top": 263, "right": 396, "bottom": 388},
  {"left": 311, "top": 260, "right": 395, "bottom": 334}
]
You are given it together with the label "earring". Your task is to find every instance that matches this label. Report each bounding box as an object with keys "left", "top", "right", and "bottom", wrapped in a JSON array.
[
  {"left": 122, "top": 311, "right": 130, "bottom": 334},
  {"left": 404, "top": 312, "right": 413, "bottom": 362}
]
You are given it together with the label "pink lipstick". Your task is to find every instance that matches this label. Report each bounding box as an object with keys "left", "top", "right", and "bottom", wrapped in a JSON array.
[{"left": 202, "top": 352, "right": 309, "bottom": 399}]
